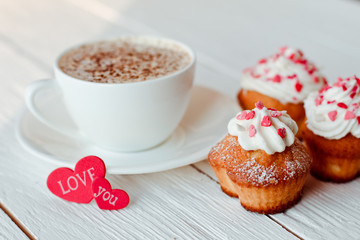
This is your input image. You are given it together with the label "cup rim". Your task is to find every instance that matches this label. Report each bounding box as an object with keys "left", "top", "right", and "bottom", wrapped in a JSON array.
[{"left": 54, "top": 35, "right": 196, "bottom": 87}]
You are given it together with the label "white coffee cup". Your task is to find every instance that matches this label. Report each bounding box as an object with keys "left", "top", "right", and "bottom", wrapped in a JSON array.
[{"left": 25, "top": 36, "right": 196, "bottom": 152}]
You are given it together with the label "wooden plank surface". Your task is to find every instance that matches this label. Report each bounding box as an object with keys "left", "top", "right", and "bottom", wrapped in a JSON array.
[
  {"left": 194, "top": 161, "right": 360, "bottom": 239},
  {"left": 74, "top": 0, "right": 360, "bottom": 238},
  {"left": 0, "top": 123, "right": 296, "bottom": 239},
  {"left": 0, "top": 0, "right": 360, "bottom": 239},
  {"left": 0, "top": 0, "right": 297, "bottom": 239},
  {"left": 0, "top": 208, "right": 28, "bottom": 240}
]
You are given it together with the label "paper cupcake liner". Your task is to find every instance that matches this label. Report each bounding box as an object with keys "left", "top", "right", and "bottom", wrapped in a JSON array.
[
  {"left": 310, "top": 152, "right": 360, "bottom": 182},
  {"left": 211, "top": 164, "right": 307, "bottom": 214},
  {"left": 301, "top": 122, "right": 360, "bottom": 182},
  {"left": 234, "top": 174, "right": 307, "bottom": 214},
  {"left": 212, "top": 166, "right": 238, "bottom": 197}
]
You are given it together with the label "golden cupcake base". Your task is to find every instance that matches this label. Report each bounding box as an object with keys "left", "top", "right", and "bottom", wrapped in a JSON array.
[
  {"left": 212, "top": 167, "right": 238, "bottom": 197},
  {"left": 212, "top": 165, "right": 307, "bottom": 214},
  {"left": 234, "top": 175, "right": 306, "bottom": 214},
  {"left": 208, "top": 135, "right": 311, "bottom": 214},
  {"left": 301, "top": 121, "right": 360, "bottom": 183}
]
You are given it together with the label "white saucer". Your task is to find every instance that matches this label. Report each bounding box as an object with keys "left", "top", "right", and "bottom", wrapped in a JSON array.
[{"left": 16, "top": 85, "right": 240, "bottom": 174}]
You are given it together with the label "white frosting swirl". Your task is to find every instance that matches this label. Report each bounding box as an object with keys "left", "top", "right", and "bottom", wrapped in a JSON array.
[
  {"left": 241, "top": 47, "right": 326, "bottom": 104},
  {"left": 228, "top": 102, "right": 298, "bottom": 154},
  {"left": 304, "top": 76, "right": 360, "bottom": 139}
]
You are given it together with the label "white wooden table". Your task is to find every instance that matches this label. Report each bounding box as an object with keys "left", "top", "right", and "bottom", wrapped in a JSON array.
[{"left": 1, "top": 0, "right": 360, "bottom": 239}]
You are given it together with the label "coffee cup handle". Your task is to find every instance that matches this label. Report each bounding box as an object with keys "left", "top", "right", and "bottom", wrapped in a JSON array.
[{"left": 25, "top": 79, "right": 79, "bottom": 137}]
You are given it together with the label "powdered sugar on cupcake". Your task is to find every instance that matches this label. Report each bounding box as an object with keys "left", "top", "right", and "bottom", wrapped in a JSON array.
[
  {"left": 304, "top": 76, "right": 360, "bottom": 139},
  {"left": 226, "top": 142, "right": 310, "bottom": 187},
  {"left": 241, "top": 47, "right": 326, "bottom": 104},
  {"left": 228, "top": 101, "right": 298, "bottom": 154}
]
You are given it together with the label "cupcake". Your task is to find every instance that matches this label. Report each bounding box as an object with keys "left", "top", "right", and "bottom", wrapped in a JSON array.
[
  {"left": 237, "top": 46, "right": 327, "bottom": 128},
  {"left": 208, "top": 101, "right": 312, "bottom": 214},
  {"left": 301, "top": 76, "right": 360, "bottom": 182}
]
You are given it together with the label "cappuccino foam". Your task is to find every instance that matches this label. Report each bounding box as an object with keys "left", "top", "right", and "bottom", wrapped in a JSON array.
[{"left": 58, "top": 38, "right": 191, "bottom": 83}]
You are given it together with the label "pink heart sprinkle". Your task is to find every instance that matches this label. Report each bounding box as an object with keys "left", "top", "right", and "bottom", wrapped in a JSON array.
[
  {"left": 272, "top": 74, "right": 281, "bottom": 83},
  {"left": 328, "top": 110, "right": 337, "bottom": 121},
  {"left": 277, "top": 128, "right": 286, "bottom": 138},
  {"left": 249, "top": 125, "right": 256, "bottom": 137},
  {"left": 287, "top": 74, "right": 297, "bottom": 79},
  {"left": 245, "top": 110, "right": 255, "bottom": 120},
  {"left": 236, "top": 111, "right": 247, "bottom": 120},
  {"left": 344, "top": 111, "right": 355, "bottom": 120},
  {"left": 255, "top": 101, "right": 264, "bottom": 110},
  {"left": 313, "top": 76, "right": 319, "bottom": 83},
  {"left": 307, "top": 68, "right": 315, "bottom": 75},
  {"left": 261, "top": 116, "right": 271, "bottom": 127},
  {"left": 350, "top": 85, "right": 358, "bottom": 95},
  {"left": 323, "top": 77, "right": 328, "bottom": 85},
  {"left": 337, "top": 102, "right": 348, "bottom": 109},
  {"left": 357, "top": 116, "right": 360, "bottom": 125},
  {"left": 295, "top": 59, "right": 307, "bottom": 65},
  {"left": 258, "top": 58, "right": 267, "bottom": 64},
  {"left": 295, "top": 82, "right": 303, "bottom": 92},
  {"left": 355, "top": 75, "right": 360, "bottom": 86}
]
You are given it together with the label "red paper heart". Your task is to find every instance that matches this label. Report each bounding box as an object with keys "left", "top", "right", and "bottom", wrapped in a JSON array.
[
  {"left": 47, "top": 156, "right": 106, "bottom": 203},
  {"left": 92, "top": 177, "right": 129, "bottom": 210}
]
